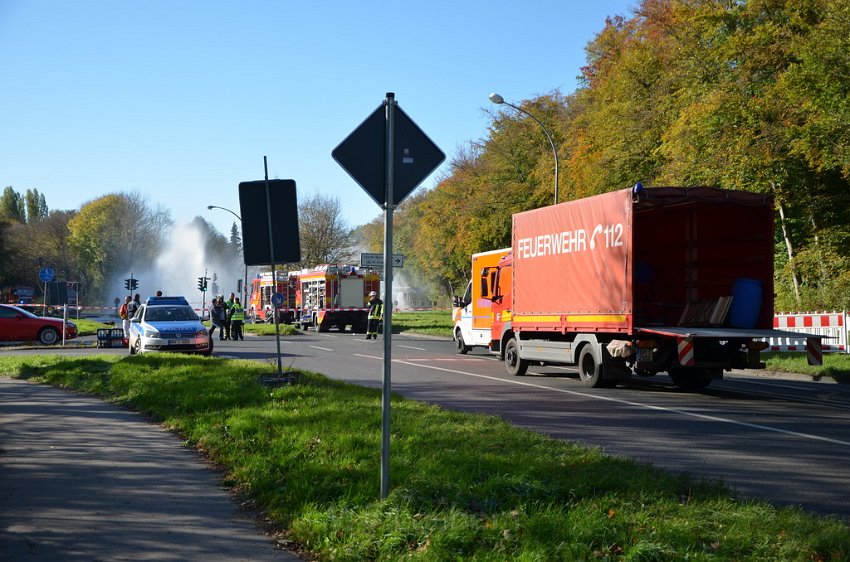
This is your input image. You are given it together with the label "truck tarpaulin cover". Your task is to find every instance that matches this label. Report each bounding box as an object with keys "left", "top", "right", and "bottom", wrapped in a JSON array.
[{"left": 512, "top": 189, "right": 632, "bottom": 320}]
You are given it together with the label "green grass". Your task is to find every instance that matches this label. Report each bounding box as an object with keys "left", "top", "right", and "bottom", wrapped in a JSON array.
[
  {"left": 242, "top": 321, "right": 301, "bottom": 336},
  {"left": 1, "top": 353, "right": 847, "bottom": 561},
  {"left": 391, "top": 310, "right": 453, "bottom": 337},
  {"left": 763, "top": 352, "right": 850, "bottom": 383},
  {"left": 73, "top": 318, "right": 113, "bottom": 336}
]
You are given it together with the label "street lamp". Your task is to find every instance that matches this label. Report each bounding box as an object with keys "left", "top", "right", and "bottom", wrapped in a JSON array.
[
  {"left": 489, "top": 92, "right": 560, "bottom": 205},
  {"left": 207, "top": 205, "right": 249, "bottom": 308}
]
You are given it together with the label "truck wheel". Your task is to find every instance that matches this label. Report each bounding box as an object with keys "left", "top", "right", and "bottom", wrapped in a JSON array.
[
  {"left": 578, "top": 346, "right": 605, "bottom": 388},
  {"left": 454, "top": 329, "right": 470, "bottom": 355},
  {"left": 504, "top": 338, "right": 528, "bottom": 376}
]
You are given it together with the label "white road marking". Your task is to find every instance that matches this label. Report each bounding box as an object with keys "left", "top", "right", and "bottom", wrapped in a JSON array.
[
  {"left": 398, "top": 345, "right": 427, "bottom": 351},
  {"left": 309, "top": 345, "right": 334, "bottom": 352},
  {"left": 352, "top": 354, "right": 850, "bottom": 448}
]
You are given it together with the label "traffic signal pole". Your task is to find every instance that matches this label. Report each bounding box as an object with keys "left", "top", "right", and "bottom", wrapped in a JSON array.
[{"left": 198, "top": 269, "right": 208, "bottom": 313}]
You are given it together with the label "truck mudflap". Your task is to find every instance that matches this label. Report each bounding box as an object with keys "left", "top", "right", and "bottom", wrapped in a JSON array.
[{"left": 634, "top": 326, "right": 826, "bottom": 366}]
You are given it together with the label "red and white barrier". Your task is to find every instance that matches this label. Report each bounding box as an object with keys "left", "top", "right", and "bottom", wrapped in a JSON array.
[
  {"left": 678, "top": 337, "right": 694, "bottom": 366},
  {"left": 770, "top": 311, "right": 848, "bottom": 354}
]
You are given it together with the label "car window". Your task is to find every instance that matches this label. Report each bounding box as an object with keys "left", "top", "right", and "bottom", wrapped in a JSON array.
[
  {"left": 145, "top": 306, "right": 198, "bottom": 322},
  {"left": 0, "top": 307, "right": 20, "bottom": 319}
]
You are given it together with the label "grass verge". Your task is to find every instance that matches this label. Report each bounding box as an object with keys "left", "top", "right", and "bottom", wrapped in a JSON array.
[{"left": 1, "top": 353, "right": 847, "bottom": 560}]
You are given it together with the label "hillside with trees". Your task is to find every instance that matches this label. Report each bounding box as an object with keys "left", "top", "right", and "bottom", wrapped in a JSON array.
[{"left": 368, "top": 0, "right": 849, "bottom": 311}]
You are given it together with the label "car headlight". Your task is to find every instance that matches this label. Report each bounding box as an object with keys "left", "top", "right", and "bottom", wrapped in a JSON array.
[
  {"left": 143, "top": 327, "right": 161, "bottom": 338},
  {"left": 195, "top": 328, "right": 207, "bottom": 337}
]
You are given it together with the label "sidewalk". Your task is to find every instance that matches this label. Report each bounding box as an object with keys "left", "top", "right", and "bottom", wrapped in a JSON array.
[{"left": 0, "top": 377, "right": 302, "bottom": 561}]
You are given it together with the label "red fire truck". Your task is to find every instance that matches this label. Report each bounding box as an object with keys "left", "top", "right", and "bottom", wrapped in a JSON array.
[
  {"left": 294, "top": 265, "right": 380, "bottom": 332},
  {"left": 248, "top": 271, "right": 299, "bottom": 323}
]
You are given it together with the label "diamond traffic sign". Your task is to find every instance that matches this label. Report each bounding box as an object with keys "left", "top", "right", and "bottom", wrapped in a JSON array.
[{"left": 332, "top": 98, "right": 445, "bottom": 207}]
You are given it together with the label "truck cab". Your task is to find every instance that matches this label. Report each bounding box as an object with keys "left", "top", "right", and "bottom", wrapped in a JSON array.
[{"left": 452, "top": 248, "right": 509, "bottom": 354}]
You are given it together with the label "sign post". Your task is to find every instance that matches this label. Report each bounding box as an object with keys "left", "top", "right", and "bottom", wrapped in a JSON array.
[
  {"left": 333, "top": 92, "right": 444, "bottom": 499},
  {"left": 238, "top": 164, "right": 301, "bottom": 382}
]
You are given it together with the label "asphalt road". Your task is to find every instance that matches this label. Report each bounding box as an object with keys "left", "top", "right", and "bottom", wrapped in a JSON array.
[{"left": 4, "top": 331, "right": 850, "bottom": 527}]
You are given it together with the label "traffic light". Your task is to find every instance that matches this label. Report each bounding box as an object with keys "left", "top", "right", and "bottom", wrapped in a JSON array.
[
  {"left": 130, "top": 278, "right": 138, "bottom": 291},
  {"left": 124, "top": 278, "right": 131, "bottom": 290},
  {"left": 197, "top": 277, "right": 207, "bottom": 292}
]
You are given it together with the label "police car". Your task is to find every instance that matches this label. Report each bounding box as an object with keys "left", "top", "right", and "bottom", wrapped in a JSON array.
[{"left": 127, "top": 296, "right": 212, "bottom": 356}]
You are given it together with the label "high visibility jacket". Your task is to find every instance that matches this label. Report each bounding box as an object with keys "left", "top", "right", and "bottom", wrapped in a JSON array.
[
  {"left": 367, "top": 299, "right": 383, "bottom": 320},
  {"left": 230, "top": 304, "right": 245, "bottom": 322}
]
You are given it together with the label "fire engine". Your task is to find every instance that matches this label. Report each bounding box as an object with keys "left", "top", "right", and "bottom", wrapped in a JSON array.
[
  {"left": 294, "top": 264, "right": 379, "bottom": 332},
  {"left": 248, "top": 271, "right": 299, "bottom": 323}
]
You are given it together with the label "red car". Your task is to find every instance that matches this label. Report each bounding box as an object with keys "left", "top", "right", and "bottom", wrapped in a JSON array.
[{"left": 0, "top": 304, "right": 78, "bottom": 344}]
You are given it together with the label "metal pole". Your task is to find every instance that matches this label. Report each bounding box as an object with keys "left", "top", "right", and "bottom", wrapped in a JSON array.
[
  {"left": 264, "top": 156, "right": 283, "bottom": 376},
  {"left": 491, "top": 95, "right": 560, "bottom": 205},
  {"left": 505, "top": 101, "right": 559, "bottom": 204},
  {"left": 380, "top": 92, "right": 395, "bottom": 500}
]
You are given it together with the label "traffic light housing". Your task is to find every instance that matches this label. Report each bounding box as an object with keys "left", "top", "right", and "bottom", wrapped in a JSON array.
[
  {"left": 130, "top": 278, "right": 138, "bottom": 291},
  {"left": 197, "top": 277, "right": 208, "bottom": 292},
  {"left": 124, "top": 278, "right": 131, "bottom": 290}
]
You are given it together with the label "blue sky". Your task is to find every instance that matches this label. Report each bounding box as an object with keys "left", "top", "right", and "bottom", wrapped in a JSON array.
[{"left": 1, "top": 1, "right": 635, "bottom": 237}]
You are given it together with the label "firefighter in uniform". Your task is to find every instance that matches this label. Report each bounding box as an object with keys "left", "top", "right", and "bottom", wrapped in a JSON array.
[
  {"left": 365, "top": 291, "right": 383, "bottom": 339},
  {"left": 230, "top": 297, "right": 245, "bottom": 341}
]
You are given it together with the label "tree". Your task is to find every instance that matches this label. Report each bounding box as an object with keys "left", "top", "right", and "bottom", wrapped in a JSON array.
[
  {"left": 391, "top": 0, "right": 850, "bottom": 311},
  {"left": 0, "top": 187, "right": 26, "bottom": 223},
  {"left": 25, "top": 189, "right": 48, "bottom": 223},
  {"left": 67, "top": 192, "right": 171, "bottom": 301},
  {"left": 297, "top": 192, "right": 354, "bottom": 267}
]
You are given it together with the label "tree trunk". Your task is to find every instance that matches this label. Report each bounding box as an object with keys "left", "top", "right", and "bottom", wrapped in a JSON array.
[{"left": 772, "top": 183, "right": 801, "bottom": 305}]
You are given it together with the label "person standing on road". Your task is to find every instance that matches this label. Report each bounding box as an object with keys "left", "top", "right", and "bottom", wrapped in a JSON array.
[
  {"left": 120, "top": 296, "right": 131, "bottom": 336},
  {"left": 208, "top": 296, "right": 226, "bottom": 341},
  {"left": 224, "top": 292, "right": 236, "bottom": 340},
  {"left": 127, "top": 294, "right": 141, "bottom": 321},
  {"left": 230, "top": 297, "right": 245, "bottom": 341},
  {"left": 365, "top": 291, "right": 383, "bottom": 340}
]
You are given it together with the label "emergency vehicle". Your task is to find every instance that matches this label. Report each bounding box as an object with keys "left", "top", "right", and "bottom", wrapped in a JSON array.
[
  {"left": 455, "top": 186, "right": 825, "bottom": 390},
  {"left": 3, "top": 285, "right": 35, "bottom": 305},
  {"left": 248, "top": 271, "right": 299, "bottom": 323},
  {"left": 294, "top": 264, "right": 379, "bottom": 332}
]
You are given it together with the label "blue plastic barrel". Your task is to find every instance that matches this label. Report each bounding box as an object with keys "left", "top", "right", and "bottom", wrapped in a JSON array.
[{"left": 728, "top": 278, "right": 763, "bottom": 328}]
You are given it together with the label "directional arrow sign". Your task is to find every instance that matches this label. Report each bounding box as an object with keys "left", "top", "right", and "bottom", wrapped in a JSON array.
[
  {"left": 361, "top": 252, "right": 404, "bottom": 268},
  {"left": 332, "top": 100, "right": 445, "bottom": 207}
]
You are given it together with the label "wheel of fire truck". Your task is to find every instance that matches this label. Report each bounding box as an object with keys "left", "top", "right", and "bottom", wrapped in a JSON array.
[
  {"left": 578, "top": 346, "right": 606, "bottom": 388},
  {"left": 454, "top": 328, "right": 470, "bottom": 354},
  {"left": 668, "top": 368, "right": 714, "bottom": 390},
  {"left": 504, "top": 337, "right": 527, "bottom": 376}
]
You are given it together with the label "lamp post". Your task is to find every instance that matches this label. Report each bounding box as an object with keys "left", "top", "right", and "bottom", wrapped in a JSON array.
[
  {"left": 489, "top": 92, "right": 560, "bottom": 205},
  {"left": 206, "top": 205, "right": 249, "bottom": 308}
]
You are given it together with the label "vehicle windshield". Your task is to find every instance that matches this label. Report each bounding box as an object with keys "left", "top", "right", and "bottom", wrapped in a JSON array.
[
  {"left": 0, "top": 305, "right": 39, "bottom": 319},
  {"left": 144, "top": 306, "right": 198, "bottom": 322}
]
